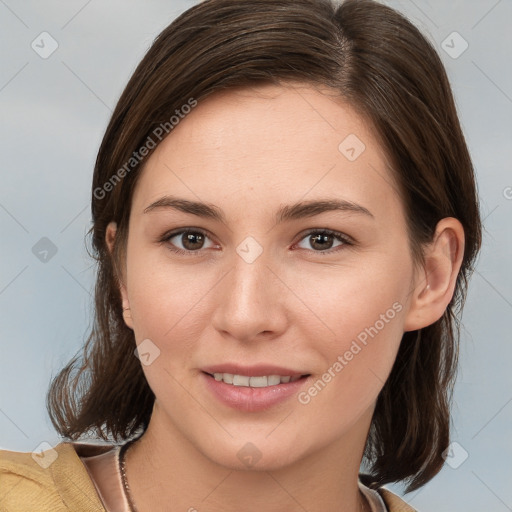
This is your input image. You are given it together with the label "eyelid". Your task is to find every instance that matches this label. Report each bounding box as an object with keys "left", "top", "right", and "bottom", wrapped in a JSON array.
[
  {"left": 160, "top": 226, "right": 214, "bottom": 240},
  {"left": 160, "top": 226, "right": 354, "bottom": 256},
  {"left": 160, "top": 227, "right": 218, "bottom": 253},
  {"left": 292, "top": 228, "right": 354, "bottom": 254},
  {"left": 295, "top": 228, "right": 354, "bottom": 245}
]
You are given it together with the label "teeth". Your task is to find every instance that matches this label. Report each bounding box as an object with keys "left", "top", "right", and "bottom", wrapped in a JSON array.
[
  {"left": 266, "top": 375, "right": 281, "bottom": 386},
  {"left": 249, "top": 376, "right": 269, "bottom": 387},
  {"left": 211, "top": 373, "right": 304, "bottom": 387},
  {"left": 233, "top": 375, "right": 250, "bottom": 386}
]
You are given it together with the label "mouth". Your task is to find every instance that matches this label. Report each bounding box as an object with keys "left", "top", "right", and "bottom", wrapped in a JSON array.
[
  {"left": 201, "top": 369, "right": 312, "bottom": 412},
  {"left": 202, "top": 371, "right": 311, "bottom": 388}
]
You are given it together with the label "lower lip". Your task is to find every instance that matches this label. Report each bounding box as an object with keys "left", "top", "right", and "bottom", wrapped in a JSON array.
[{"left": 201, "top": 372, "right": 311, "bottom": 412}]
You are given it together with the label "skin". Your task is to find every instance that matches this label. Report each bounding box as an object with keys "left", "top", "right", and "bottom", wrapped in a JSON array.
[{"left": 105, "top": 82, "right": 464, "bottom": 512}]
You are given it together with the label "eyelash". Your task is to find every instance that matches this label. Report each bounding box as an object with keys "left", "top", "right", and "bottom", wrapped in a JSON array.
[{"left": 159, "top": 228, "right": 353, "bottom": 257}]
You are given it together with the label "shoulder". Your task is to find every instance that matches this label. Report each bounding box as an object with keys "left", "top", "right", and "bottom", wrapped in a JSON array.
[
  {"left": 378, "top": 487, "right": 418, "bottom": 512},
  {"left": 0, "top": 445, "right": 60, "bottom": 511},
  {"left": 0, "top": 442, "right": 106, "bottom": 512}
]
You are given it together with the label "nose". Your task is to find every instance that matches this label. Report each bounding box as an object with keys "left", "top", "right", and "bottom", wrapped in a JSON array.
[{"left": 211, "top": 250, "right": 289, "bottom": 343}]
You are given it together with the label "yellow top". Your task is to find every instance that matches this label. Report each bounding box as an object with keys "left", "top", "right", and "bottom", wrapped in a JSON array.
[{"left": 0, "top": 443, "right": 417, "bottom": 511}]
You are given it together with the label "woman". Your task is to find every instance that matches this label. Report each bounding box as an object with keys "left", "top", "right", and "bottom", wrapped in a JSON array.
[{"left": 0, "top": 0, "right": 481, "bottom": 510}]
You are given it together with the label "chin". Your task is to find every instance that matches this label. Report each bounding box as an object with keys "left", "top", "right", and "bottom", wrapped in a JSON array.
[{"left": 198, "top": 435, "right": 309, "bottom": 473}]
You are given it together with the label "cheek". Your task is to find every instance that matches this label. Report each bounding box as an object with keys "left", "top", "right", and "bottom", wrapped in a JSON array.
[
  {"left": 291, "top": 251, "right": 410, "bottom": 344},
  {"left": 292, "top": 256, "right": 410, "bottom": 412},
  {"left": 295, "top": 299, "right": 406, "bottom": 433},
  {"left": 126, "top": 265, "right": 213, "bottom": 402},
  {"left": 125, "top": 252, "right": 217, "bottom": 356}
]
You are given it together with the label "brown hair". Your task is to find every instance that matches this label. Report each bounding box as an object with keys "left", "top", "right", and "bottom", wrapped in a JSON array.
[{"left": 47, "top": 0, "right": 481, "bottom": 493}]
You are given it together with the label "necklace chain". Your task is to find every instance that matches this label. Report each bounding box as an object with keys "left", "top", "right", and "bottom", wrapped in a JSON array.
[{"left": 118, "top": 440, "right": 138, "bottom": 512}]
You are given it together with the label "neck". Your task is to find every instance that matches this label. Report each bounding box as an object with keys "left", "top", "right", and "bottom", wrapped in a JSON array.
[{"left": 124, "top": 402, "right": 372, "bottom": 512}]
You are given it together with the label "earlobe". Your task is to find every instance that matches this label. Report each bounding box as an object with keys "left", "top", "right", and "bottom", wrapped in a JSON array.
[
  {"left": 121, "top": 294, "right": 134, "bottom": 329},
  {"left": 403, "top": 217, "right": 465, "bottom": 332}
]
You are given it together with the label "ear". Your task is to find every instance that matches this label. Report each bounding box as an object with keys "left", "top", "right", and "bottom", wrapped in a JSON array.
[
  {"left": 403, "top": 217, "right": 465, "bottom": 332},
  {"left": 106, "top": 221, "right": 133, "bottom": 330}
]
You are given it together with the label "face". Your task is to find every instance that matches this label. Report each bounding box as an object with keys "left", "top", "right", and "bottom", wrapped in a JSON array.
[{"left": 112, "top": 83, "right": 423, "bottom": 471}]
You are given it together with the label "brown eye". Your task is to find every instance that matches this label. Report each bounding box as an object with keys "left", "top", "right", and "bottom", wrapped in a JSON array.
[
  {"left": 309, "top": 233, "right": 336, "bottom": 250},
  {"left": 180, "top": 232, "right": 205, "bottom": 250},
  {"left": 164, "top": 229, "right": 216, "bottom": 254},
  {"left": 296, "top": 229, "right": 351, "bottom": 253}
]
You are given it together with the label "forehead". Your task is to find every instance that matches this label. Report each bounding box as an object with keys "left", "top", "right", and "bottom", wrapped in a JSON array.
[
  {"left": 161, "top": 82, "right": 377, "bottom": 164},
  {"left": 132, "top": 82, "right": 403, "bottom": 223}
]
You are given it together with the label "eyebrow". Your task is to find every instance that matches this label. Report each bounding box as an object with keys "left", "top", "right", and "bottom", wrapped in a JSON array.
[{"left": 143, "top": 195, "right": 374, "bottom": 223}]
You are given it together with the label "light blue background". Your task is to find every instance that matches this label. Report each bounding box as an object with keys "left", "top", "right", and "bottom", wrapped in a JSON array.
[{"left": 1, "top": 1, "right": 511, "bottom": 510}]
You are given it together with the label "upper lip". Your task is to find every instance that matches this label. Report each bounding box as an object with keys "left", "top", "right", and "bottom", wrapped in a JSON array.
[{"left": 201, "top": 364, "right": 309, "bottom": 378}]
